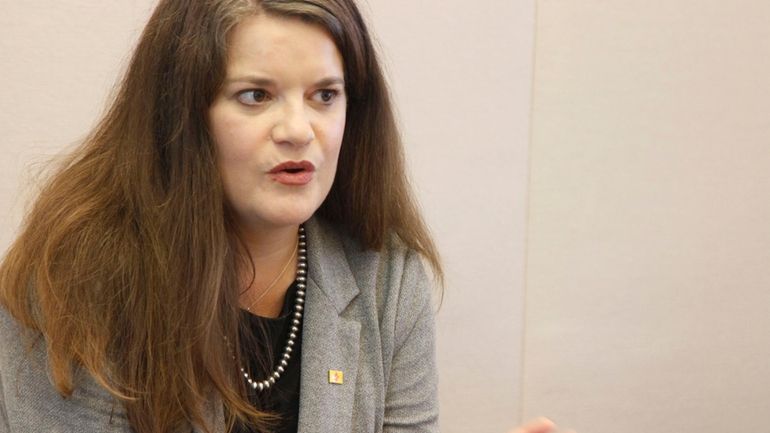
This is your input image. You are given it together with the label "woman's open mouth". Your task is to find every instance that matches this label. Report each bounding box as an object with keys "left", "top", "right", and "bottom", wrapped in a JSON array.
[{"left": 269, "top": 160, "right": 316, "bottom": 185}]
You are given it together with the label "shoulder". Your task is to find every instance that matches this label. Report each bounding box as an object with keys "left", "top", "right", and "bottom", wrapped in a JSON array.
[
  {"left": 305, "top": 216, "right": 425, "bottom": 278},
  {"left": 306, "top": 216, "right": 432, "bottom": 304},
  {"left": 0, "top": 305, "right": 131, "bottom": 431},
  {"left": 0, "top": 305, "right": 39, "bottom": 385}
]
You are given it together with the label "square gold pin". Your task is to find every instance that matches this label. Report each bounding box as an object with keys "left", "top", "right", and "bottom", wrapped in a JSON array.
[{"left": 328, "top": 370, "right": 344, "bottom": 385}]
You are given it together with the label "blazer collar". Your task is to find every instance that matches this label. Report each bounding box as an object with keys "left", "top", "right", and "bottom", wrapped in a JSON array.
[{"left": 303, "top": 217, "right": 360, "bottom": 313}]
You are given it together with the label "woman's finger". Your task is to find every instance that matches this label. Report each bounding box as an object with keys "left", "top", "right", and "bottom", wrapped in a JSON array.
[{"left": 509, "top": 417, "right": 557, "bottom": 433}]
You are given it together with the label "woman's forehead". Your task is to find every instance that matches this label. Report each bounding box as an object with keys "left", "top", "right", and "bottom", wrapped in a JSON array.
[{"left": 224, "top": 14, "right": 344, "bottom": 80}]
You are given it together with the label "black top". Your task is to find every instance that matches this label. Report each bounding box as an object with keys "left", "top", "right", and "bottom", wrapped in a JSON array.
[{"left": 234, "top": 281, "right": 302, "bottom": 433}]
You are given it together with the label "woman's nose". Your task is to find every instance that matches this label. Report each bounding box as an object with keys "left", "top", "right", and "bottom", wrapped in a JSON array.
[{"left": 271, "top": 101, "right": 314, "bottom": 146}]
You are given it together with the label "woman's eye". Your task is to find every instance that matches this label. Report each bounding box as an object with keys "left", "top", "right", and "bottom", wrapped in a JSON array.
[
  {"left": 236, "top": 89, "right": 270, "bottom": 106},
  {"left": 313, "top": 89, "right": 340, "bottom": 104}
]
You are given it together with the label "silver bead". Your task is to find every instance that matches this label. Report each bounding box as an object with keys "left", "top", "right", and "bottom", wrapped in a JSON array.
[
  {"left": 297, "top": 290, "right": 305, "bottom": 296},
  {"left": 292, "top": 319, "right": 300, "bottom": 326},
  {"left": 294, "top": 311, "right": 302, "bottom": 319},
  {"left": 285, "top": 346, "right": 293, "bottom": 354},
  {"left": 280, "top": 359, "right": 288, "bottom": 368},
  {"left": 289, "top": 332, "right": 297, "bottom": 339},
  {"left": 277, "top": 366, "right": 285, "bottom": 374},
  {"left": 283, "top": 353, "right": 291, "bottom": 360},
  {"left": 297, "top": 276, "right": 306, "bottom": 283},
  {"left": 268, "top": 377, "right": 276, "bottom": 385},
  {"left": 287, "top": 340, "right": 294, "bottom": 347},
  {"left": 294, "top": 305, "right": 304, "bottom": 312},
  {"left": 257, "top": 382, "right": 264, "bottom": 391},
  {"left": 272, "top": 372, "right": 281, "bottom": 380},
  {"left": 297, "top": 298, "right": 305, "bottom": 304}
]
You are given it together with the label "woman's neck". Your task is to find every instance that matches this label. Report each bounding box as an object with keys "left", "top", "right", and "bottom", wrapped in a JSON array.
[{"left": 237, "top": 223, "right": 300, "bottom": 318}]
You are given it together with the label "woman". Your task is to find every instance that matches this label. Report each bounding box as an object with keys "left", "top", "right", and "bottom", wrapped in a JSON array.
[{"left": 0, "top": 1, "right": 562, "bottom": 432}]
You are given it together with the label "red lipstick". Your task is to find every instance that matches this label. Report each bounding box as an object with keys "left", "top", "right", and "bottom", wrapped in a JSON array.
[{"left": 269, "top": 160, "right": 315, "bottom": 185}]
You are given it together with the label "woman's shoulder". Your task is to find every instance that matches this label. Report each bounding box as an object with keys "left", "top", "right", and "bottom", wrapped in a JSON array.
[
  {"left": 0, "top": 304, "right": 35, "bottom": 372},
  {"left": 305, "top": 216, "right": 435, "bottom": 324},
  {"left": 306, "top": 216, "right": 427, "bottom": 290},
  {"left": 0, "top": 304, "right": 131, "bottom": 431}
]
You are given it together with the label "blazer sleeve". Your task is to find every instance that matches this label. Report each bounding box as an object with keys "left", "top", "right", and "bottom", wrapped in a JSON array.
[
  {"left": 0, "top": 361, "right": 9, "bottom": 433},
  {"left": 0, "top": 307, "right": 132, "bottom": 432},
  {"left": 382, "top": 249, "right": 440, "bottom": 432}
]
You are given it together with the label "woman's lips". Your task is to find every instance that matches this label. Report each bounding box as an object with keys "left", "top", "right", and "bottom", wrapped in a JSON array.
[{"left": 269, "top": 160, "right": 315, "bottom": 185}]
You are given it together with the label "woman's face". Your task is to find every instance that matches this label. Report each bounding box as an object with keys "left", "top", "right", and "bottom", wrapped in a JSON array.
[{"left": 209, "top": 13, "right": 347, "bottom": 234}]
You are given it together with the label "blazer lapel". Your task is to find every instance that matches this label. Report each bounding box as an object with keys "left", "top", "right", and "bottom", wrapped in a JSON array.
[{"left": 297, "top": 218, "right": 361, "bottom": 432}]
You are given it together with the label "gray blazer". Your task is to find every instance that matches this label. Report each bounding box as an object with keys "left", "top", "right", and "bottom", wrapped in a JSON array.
[{"left": 0, "top": 217, "right": 439, "bottom": 432}]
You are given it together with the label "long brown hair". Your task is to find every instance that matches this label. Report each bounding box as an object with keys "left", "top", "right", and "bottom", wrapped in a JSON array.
[{"left": 0, "top": 0, "right": 441, "bottom": 432}]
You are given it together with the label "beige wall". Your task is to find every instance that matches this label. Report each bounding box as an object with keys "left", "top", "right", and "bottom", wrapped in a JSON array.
[
  {"left": 524, "top": 1, "right": 770, "bottom": 432},
  {"left": 2, "top": 1, "right": 769, "bottom": 433}
]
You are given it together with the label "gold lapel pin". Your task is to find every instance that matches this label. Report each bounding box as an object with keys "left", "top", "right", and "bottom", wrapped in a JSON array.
[{"left": 328, "top": 370, "right": 344, "bottom": 385}]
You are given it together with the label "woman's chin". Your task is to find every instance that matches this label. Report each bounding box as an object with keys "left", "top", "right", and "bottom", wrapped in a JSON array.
[{"left": 237, "top": 208, "right": 317, "bottom": 233}]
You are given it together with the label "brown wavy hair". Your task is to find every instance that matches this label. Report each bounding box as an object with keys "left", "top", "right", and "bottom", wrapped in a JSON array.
[{"left": 0, "top": 0, "right": 442, "bottom": 432}]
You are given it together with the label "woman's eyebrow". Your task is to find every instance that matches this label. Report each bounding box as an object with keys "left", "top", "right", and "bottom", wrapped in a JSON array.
[
  {"left": 223, "top": 76, "right": 276, "bottom": 86},
  {"left": 222, "top": 76, "right": 345, "bottom": 87},
  {"left": 315, "top": 77, "right": 345, "bottom": 87}
]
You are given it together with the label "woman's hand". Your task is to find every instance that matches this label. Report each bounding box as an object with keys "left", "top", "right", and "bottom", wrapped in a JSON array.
[{"left": 509, "top": 417, "right": 574, "bottom": 433}]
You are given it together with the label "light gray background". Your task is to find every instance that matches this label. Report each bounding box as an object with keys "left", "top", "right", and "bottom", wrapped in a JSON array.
[
  {"left": 524, "top": 2, "right": 770, "bottom": 432},
  {"left": 2, "top": 1, "right": 769, "bottom": 433}
]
